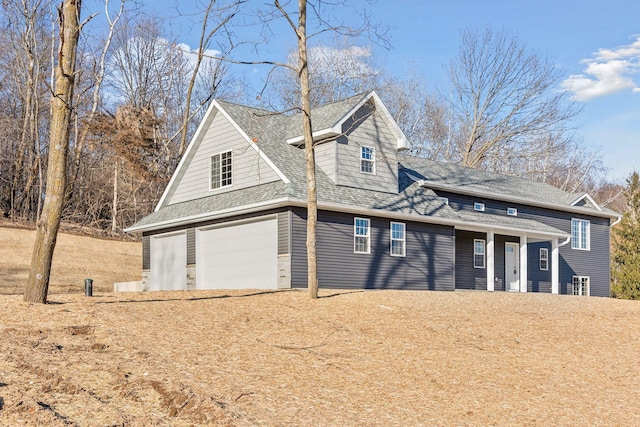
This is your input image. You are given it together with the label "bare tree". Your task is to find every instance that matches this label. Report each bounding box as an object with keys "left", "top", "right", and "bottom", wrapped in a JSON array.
[
  {"left": 446, "top": 28, "right": 581, "bottom": 170},
  {"left": 24, "top": 0, "right": 84, "bottom": 304}
]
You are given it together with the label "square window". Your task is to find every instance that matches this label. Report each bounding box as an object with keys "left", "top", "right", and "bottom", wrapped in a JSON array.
[
  {"left": 571, "top": 219, "right": 590, "bottom": 250},
  {"left": 360, "top": 146, "right": 375, "bottom": 174},
  {"left": 474, "top": 202, "right": 485, "bottom": 212},
  {"left": 507, "top": 207, "right": 518, "bottom": 216},
  {"left": 539, "top": 248, "right": 548, "bottom": 271},
  {"left": 354, "top": 218, "right": 370, "bottom": 254},
  {"left": 211, "top": 151, "right": 232, "bottom": 190},
  {"left": 390, "top": 222, "right": 405, "bottom": 257},
  {"left": 474, "top": 239, "right": 485, "bottom": 268},
  {"left": 572, "top": 276, "right": 590, "bottom": 296}
]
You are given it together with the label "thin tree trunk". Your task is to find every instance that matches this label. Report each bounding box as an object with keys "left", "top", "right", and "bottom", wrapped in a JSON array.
[
  {"left": 112, "top": 158, "right": 118, "bottom": 233},
  {"left": 295, "top": 0, "right": 318, "bottom": 299},
  {"left": 24, "top": 0, "right": 82, "bottom": 304}
]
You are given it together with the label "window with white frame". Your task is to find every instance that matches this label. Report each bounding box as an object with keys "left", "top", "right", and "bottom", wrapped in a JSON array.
[
  {"left": 390, "top": 222, "right": 406, "bottom": 257},
  {"left": 474, "top": 202, "right": 485, "bottom": 212},
  {"left": 210, "top": 150, "right": 232, "bottom": 190},
  {"left": 474, "top": 239, "right": 485, "bottom": 268},
  {"left": 571, "top": 219, "right": 590, "bottom": 250},
  {"left": 507, "top": 207, "right": 518, "bottom": 216},
  {"left": 360, "top": 146, "right": 375, "bottom": 174},
  {"left": 572, "top": 276, "right": 590, "bottom": 296},
  {"left": 354, "top": 218, "right": 370, "bottom": 253},
  {"left": 539, "top": 248, "right": 549, "bottom": 271}
]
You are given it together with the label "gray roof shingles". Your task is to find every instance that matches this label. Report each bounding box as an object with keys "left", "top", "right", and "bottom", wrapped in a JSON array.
[{"left": 130, "top": 93, "right": 610, "bottom": 234}]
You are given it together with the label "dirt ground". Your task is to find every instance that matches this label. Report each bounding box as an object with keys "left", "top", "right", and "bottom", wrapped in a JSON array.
[
  {"left": 1, "top": 289, "right": 640, "bottom": 426},
  {"left": 0, "top": 223, "right": 141, "bottom": 294},
  {"left": 1, "top": 224, "right": 640, "bottom": 425}
]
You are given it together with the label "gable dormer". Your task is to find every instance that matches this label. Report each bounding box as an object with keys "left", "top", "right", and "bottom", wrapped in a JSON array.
[{"left": 289, "top": 91, "right": 409, "bottom": 194}]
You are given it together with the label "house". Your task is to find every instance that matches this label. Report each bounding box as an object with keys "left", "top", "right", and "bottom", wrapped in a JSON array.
[{"left": 125, "top": 91, "right": 621, "bottom": 296}]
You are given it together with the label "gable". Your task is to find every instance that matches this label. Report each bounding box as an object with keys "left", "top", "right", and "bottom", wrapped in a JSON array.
[{"left": 165, "top": 107, "right": 282, "bottom": 206}]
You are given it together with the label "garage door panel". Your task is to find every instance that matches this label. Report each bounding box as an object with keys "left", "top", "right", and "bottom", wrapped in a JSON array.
[
  {"left": 197, "top": 218, "right": 277, "bottom": 289},
  {"left": 150, "top": 232, "right": 187, "bottom": 291}
]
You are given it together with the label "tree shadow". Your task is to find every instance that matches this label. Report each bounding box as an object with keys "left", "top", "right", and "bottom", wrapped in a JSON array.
[{"left": 93, "top": 289, "right": 299, "bottom": 304}]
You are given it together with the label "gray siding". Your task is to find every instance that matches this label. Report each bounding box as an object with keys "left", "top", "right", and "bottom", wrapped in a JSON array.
[
  {"left": 527, "top": 241, "right": 552, "bottom": 293},
  {"left": 438, "top": 191, "right": 611, "bottom": 296},
  {"left": 187, "top": 228, "right": 196, "bottom": 265},
  {"left": 142, "top": 234, "right": 150, "bottom": 270},
  {"left": 455, "top": 230, "right": 487, "bottom": 290},
  {"left": 335, "top": 104, "right": 399, "bottom": 194},
  {"left": 315, "top": 140, "right": 337, "bottom": 183},
  {"left": 278, "top": 211, "right": 291, "bottom": 255},
  {"left": 291, "top": 208, "right": 455, "bottom": 290},
  {"left": 168, "top": 108, "right": 281, "bottom": 205}
]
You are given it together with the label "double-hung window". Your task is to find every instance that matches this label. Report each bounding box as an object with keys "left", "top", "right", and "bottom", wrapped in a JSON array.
[
  {"left": 474, "top": 239, "right": 485, "bottom": 269},
  {"left": 354, "top": 218, "right": 370, "bottom": 254},
  {"left": 360, "top": 146, "right": 375, "bottom": 174},
  {"left": 211, "top": 150, "right": 232, "bottom": 190},
  {"left": 390, "top": 222, "right": 406, "bottom": 257},
  {"left": 539, "top": 248, "right": 549, "bottom": 271},
  {"left": 571, "top": 219, "right": 590, "bottom": 250},
  {"left": 572, "top": 276, "right": 590, "bottom": 296}
]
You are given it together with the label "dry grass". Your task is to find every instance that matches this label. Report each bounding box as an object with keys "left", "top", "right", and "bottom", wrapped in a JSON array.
[
  {"left": 0, "top": 222, "right": 141, "bottom": 294},
  {"left": 1, "top": 225, "right": 639, "bottom": 426}
]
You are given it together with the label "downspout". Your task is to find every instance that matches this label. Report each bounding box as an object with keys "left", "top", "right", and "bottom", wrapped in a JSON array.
[
  {"left": 611, "top": 216, "right": 622, "bottom": 227},
  {"left": 558, "top": 236, "right": 571, "bottom": 248}
]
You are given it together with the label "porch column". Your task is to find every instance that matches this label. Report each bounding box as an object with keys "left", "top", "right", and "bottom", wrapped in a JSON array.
[
  {"left": 551, "top": 238, "right": 559, "bottom": 294},
  {"left": 520, "top": 233, "right": 528, "bottom": 292},
  {"left": 487, "top": 231, "right": 495, "bottom": 291}
]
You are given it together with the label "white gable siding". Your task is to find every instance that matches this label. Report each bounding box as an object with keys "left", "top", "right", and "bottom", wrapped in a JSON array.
[
  {"left": 335, "top": 106, "right": 398, "bottom": 194},
  {"left": 168, "top": 108, "right": 281, "bottom": 205}
]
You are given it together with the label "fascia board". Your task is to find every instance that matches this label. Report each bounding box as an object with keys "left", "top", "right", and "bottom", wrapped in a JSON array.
[
  {"left": 154, "top": 100, "right": 219, "bottom": 211},
  {"left": 124, "top": 197, "right": 291, "bottom": 233},
  {"left": 419, "top": 181, "right": 618, "bottom": 220}
]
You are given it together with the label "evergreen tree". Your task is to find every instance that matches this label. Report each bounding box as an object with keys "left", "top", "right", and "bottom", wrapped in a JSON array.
[{"left": 611, "top": 171, "right": 640, "bottom": 299}]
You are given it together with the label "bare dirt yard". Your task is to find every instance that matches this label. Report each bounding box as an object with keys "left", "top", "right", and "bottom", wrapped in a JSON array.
[{"left": 1, "top": 225, "right": 640, "bottom": 426}]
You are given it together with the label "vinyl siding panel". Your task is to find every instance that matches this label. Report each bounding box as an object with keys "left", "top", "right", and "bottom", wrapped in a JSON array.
[
  {"left": 315, "top": 140, "right": 337, "bottom": 182},
  {"left": 438, "top": 190, "right": 611, "bottom": 296},
  {"left": 186, "top": 228, "right": 196, "bottom": 265},
  {"left": 142, "top": 234, "right": 150, "bottom": 270},
  {"left": 455, "top": 230, "right": 487, "bottom": 290},
  {"left": 278, "top": 211, "right": 291, "bottom": 255},
  {"left": 335, "top": 104, "right": 398, "bottom": 194},
  {"left": 291, "top": 208, "right": 455, "bottom": 290},
  {"left": 168, "top": 108, "right": 281, "bottom": 205}
]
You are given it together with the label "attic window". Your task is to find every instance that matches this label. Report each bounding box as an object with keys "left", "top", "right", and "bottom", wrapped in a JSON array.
[
  {"left": 507, "top": 207, "right": 518, "bottom": 216},
  {"left": 360, "top": 146, "right": 375, "bottom": 174},
  {"left": 474, "top": 202, "right": 485, "bottom": 212},
  {"left": 210, "top": 150, "right": 232, "bottom": 190}
]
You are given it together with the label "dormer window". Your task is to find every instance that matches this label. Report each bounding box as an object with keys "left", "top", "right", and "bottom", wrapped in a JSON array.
[
  {"left": 474, "top": 202, "right": 485, "bottom": 212},
  {"left": 360, "top": 146, "right": 375, "bottom": 174},
  {"left": 210, "top": 150, "right": 232, "bottom": 190}
]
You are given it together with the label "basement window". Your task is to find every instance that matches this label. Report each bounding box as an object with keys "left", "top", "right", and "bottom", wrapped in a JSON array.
[{"left": 572, "top": 276, "right": 590, "bottom": 296}]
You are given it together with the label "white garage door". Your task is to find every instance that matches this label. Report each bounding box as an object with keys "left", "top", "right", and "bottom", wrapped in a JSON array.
[
  {"left": 150, "top": 232, "right": 187, "bottom": 291},
  {"left": 196, "top": 217, "right": 278, "bottom": 289}
]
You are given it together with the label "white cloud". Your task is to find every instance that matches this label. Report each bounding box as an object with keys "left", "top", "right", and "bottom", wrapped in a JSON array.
[{"left": 562, "top": 35, "right": 640, "bottom": 101}]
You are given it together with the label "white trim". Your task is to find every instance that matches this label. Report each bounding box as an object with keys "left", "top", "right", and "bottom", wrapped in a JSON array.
[
  {"left": 570, "top": 193, "right": 603, "bottom": 212},
  {"left": 473, "top": 239, "right": 486, "bottom": 269},
  {"left": 486, "top": 232, "right": 495, "bottom": 291},
  {"left": 571, "top": 218, "right": 590, "bottom": 251},
  {"left": 539, "top": 247, "right": 549, "bottom": 271},
  {"left": 390, "top": 221, "right": 406, "bottom": 257},
  {"left": 520, "top": 234, "right": 528, "bottom": 292},
  {"left": 354, "top": 217, "right": 371, "bottom": 254},
  {"left": 551, "top": 238, "right": 559, "bottom": 294},
  {"left": 209, "top": 150, "right": 233, "bottom": 191},
  {"left": 285, "top": 91, "right": 410, "bottom": 151}
]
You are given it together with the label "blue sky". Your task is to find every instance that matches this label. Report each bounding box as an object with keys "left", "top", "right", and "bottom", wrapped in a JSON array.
[{"left": 88, "top": 0, "right": 639, "bottom": 183}]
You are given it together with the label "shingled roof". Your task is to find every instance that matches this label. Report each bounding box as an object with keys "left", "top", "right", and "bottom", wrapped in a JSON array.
[{"left": 127, "top": 91, "right": 617, "bottom": 234}]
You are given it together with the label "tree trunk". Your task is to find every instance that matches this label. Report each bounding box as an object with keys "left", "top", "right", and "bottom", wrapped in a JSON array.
[
  {"left": 24, "top": 0, "right": 82, "bottom": 304},
  {"left": 112, "top": 158, "right": 118, "bottom": 233},
  {"left": 295, "top": 0, "right": 319, "bottom": 299}
]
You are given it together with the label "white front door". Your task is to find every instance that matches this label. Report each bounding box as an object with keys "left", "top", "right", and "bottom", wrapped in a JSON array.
[{"left": 505, "top": 242, "right": 519, "bottom": 292}]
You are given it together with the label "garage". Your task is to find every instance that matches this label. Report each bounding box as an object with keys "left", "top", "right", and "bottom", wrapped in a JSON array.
[
  {"left": 150, "top": 232, "right": 187, "bottom": 291},
  {"left": 196, "top": 216, "right": 278, "bottom": 289}
]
